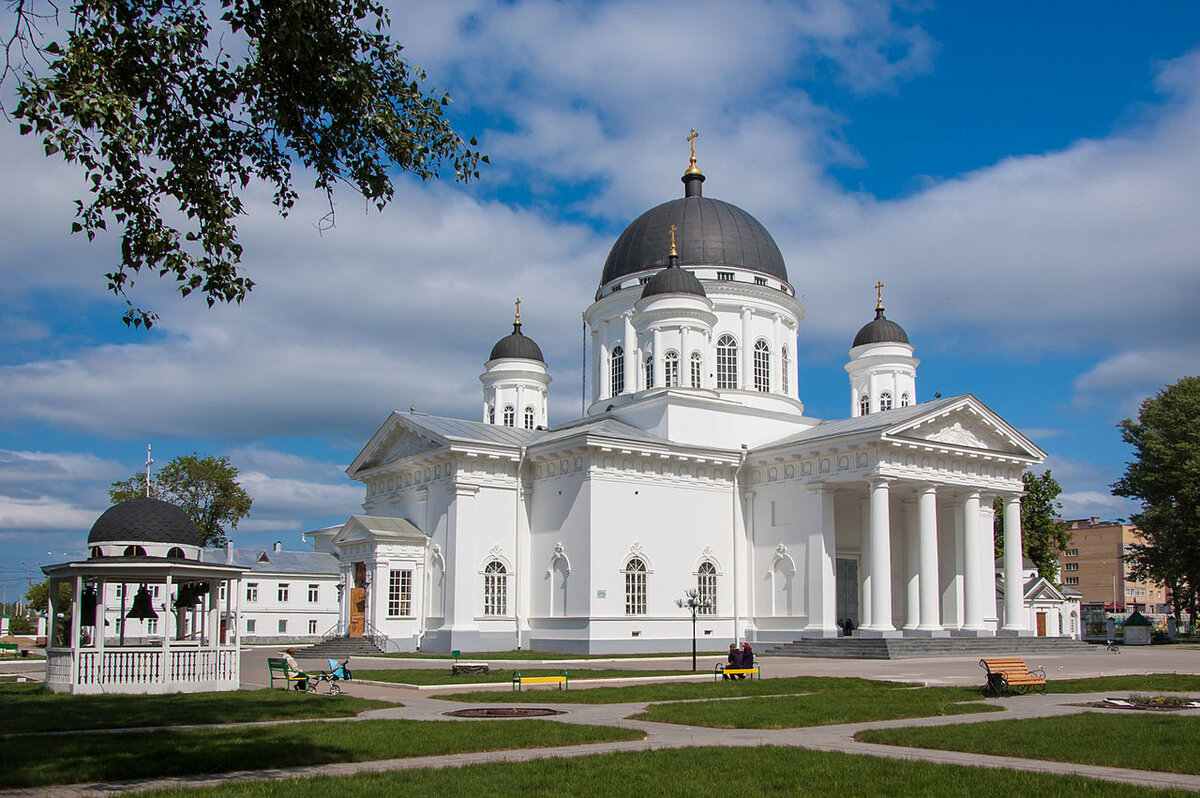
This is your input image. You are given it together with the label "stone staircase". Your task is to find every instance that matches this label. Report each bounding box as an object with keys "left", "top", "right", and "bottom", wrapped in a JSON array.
[
  {"left": 765, "top": 635, "right": 1097, "bottom": 660},
  {"left": 301, "top": 636, "right": 386, "bottom": 659}
]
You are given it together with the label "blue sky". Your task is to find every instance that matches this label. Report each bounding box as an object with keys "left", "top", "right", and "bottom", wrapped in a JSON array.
[{"left": 2, "top": 1, "right": 1199, "bottom": 598}]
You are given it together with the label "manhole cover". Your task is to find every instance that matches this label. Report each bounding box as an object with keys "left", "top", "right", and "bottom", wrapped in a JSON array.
[{"left": 444, "top": 707, "right": 565, "bottom": 718}]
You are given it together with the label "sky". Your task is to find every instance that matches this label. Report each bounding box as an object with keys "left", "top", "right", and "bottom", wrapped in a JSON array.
[{"left": 2, "top": 1, "right": 1199, "bottom": 599}]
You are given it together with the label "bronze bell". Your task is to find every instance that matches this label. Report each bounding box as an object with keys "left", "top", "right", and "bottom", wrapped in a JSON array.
[
  {"left": 126, "top": 585, "right": 158, "bottom": 620},
  {"left": 80, "top": 585, "right": 99, "bottom": 627}
]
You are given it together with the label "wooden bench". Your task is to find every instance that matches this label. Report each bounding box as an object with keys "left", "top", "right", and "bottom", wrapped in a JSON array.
[
  {"left": 452, "top": 661, "right": 490, "bottom": 676},
  {"left": 0, "top": 643, "right": 18, "bottom": 654},
  {"left": 512, "top": 670, "right": 569, "bottom": 691},
  {"left": 267, "top": 657, "right": 309, "bottom": 691},
  {"left": 980, "top": 657, "right": 1046, "bottom": 696},
  {"left": 715, "top": 661, "right": 761, "bottom": 682}
]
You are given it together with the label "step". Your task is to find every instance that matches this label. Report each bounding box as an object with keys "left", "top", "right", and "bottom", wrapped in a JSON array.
[{"left": 764, "top": 636, "right": 1095, "bottom": 660}]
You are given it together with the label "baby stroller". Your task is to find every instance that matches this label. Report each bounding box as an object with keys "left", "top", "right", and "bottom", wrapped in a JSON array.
[{"left": 306, "top": 658, "right": 353, "bottom": 695}]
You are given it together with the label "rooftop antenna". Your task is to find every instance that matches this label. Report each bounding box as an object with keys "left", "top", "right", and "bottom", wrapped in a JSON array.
[{"left": 144, "top": 444, "right": 154, "bottom": 498}]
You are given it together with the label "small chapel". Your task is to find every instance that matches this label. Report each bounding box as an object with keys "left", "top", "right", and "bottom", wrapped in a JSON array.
[{"left": 309, "top": 140, "right": 1050, "bottom": 654}]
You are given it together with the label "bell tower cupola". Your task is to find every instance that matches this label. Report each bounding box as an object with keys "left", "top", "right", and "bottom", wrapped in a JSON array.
[
  {"left": 846, "top": 283, "right": 918, "bottom": 417},
  {"left": 481, "top": 299, "right": 551, "bottom": 428}
]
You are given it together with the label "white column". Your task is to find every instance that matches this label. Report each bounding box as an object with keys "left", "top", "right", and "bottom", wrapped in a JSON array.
[
  {"left": 859, "top": 496, "right": 871, "bottom": 628},
  {"left": 771, "top": 314, "right": 783, "bottom": 394},
  {"left": 598, "top": 342, "right": 609, "bottom": 400},
  {"left": 1001, "top": 494, "right": 1028, "bottom": 634},
  {"left": 740, "top": 307, "right": 753, "bottom": 390},
  {"left": 802, "top": 485, "right": 838, "bottom": 637},
  {"left": 591, "top": 328, "right": 601, "bottom": 403},
  {"left": 916, "top": 486, "right": 947, "bottom": 635},
  {"left": 652, "top": 328, "right": 664, "bottom": 388},
  {"left": 903, "top": 499, "right": 920, "bottom": 630},
  {"left": 862, "top": 478, "right": 897, "bottom": 635},
  {"left": 681, "top": 326, "right": 692, "bottom": 384},
  {"left": 962, "top": 491, "right": 987, "bottom": 632},
  {"left": 515, "top": 386, "right": 525, "bottom": 423},
  {"left": 623, "top": 313, "right": 636, "bottom": 395}
]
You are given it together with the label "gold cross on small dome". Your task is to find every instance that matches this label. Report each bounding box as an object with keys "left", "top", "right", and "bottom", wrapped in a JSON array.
[
  {"left": 875, "top": 281, "right": 885, "bottom": 310},
  {"left": 669, "top": 224, "right": 678, "bottom": 257},
  {"left": 514, "top": 297, "right": 521, "bottom": 324}
]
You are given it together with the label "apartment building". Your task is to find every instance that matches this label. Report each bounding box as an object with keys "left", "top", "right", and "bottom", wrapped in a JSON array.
[{"left": 1058, "top": 518, "right": 1170, "bottom": 615}]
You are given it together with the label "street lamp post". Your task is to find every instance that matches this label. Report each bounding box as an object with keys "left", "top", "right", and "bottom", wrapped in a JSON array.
[{"left": 675, "top": 587, "right": 712, "bottom": 672}]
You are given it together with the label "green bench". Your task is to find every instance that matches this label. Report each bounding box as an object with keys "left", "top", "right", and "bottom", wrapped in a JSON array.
[
  {"left": 715, "top": 661, "right": 761, "bottom": 682},
  {"left": 512, "top": 670, "right": 569, "bottom": 691},
  {"left": 267, "top": 657, "right": 309, "bottom": 691},
  {"left": 0, "top": 643, "right": 18, "bottom": 654}
]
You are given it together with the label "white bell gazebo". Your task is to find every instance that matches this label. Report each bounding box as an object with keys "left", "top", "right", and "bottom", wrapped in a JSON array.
[{"left": 42, "top": 498, "right": 247, "bottom": 694}]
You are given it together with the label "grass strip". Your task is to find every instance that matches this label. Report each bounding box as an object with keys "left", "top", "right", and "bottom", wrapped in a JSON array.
[
  {"left": 435, "top": 675, "right": 913, "bottom": 704},
  {"left": 138, "top": 745, "right": 1182, "bottom": 797},
  {"left": 0, "top": 682, "right": 391, "bottom": 735},
  {"left": 1045, "top": 674, "right": 1200, "bottom": 694},
  {"left": 373, "top": 650, "right": 724, "bottom": 660},
  {"left": 634, "top": 686, "right": 995, "bottom": 729},
  {"left": 356, "top": 667, "right": 696, "bottom": 686},
  {"left": 857, "top": 712, "right": 1200, "bottom": 775},
  {"left": 0, "top": 718, "right": 643, "bottom": 789}
]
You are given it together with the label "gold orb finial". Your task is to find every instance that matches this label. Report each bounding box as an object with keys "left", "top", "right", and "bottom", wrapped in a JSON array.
[
  {"left": 875, "top": 281, "right": 885, "bottom": 310},
  {"left": 685, "top": 129, "right": 702, "bottom": 175}
]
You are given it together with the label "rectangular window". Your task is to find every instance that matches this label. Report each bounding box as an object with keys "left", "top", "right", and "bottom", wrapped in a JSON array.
[
  {"left": 308, "top": 584, "right": 319, "bottom": 603},
  {"left": 246, "top": 583, "right": 258, "bottom": 602},
  {"left": 388, "top": 569, "right": 413, "bottom": 617},
  {"left": 1064, "top": 562, "right": 1079, "bottom": 571},
  {"left": 146, "top": 618, "right": 158, "bottom": 635},
  {"left": 308, "top": 619, "right": 318, "bottom": 635},
  {"left": 246, "top": 619, "right": 256, "bottom": 633},
  {"left": 218, "top": 584, "right": 226, "bottom": 601},
  {"left": 1065, "top": 577, "right": 1079, "bottom": 585},
  {"left": 716, "top": 271, "right": 734, "bottom": 281},
  {"left": 278, "top": 619, "right": 287, "bottom": 634},
  {"left": 1064, "top": 548, "right": 1079, "bottom": 557},
  {"left": 754, "top": 276, "right": 767, "bottom": 286},
  {"left": 152, "top": 585, "right": 161, "bottom": 598},
  {"left": 278, "top": 583, "right": 289, "bottom": 602}
]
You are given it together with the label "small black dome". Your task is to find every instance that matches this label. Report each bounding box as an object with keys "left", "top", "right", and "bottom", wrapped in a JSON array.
[
  {"left": 601, "top": 172, "right": 787, "bottom": 288},
  {"left": 641, "top": 261, "right": 707, "bottom": 299},
  {"left": 852, "top": 307, "right": 910, "bottom": 347},
  {"left": 88, "top": 497, "right": 201, "bottom": 547},
  {"left": 489, "top": 322, "right": 545, "bottom": 363}
]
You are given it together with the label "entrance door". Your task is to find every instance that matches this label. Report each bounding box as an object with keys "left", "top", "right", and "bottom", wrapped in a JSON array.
[
  {"left": 1036, "top": 612, "right": 1047, "bottom": 637},
  {"left": 836, "top": 558, "right": 859, "bottom": 630},
  {"left": 349, "top": 588, "right": 366, "bottom": 637}
]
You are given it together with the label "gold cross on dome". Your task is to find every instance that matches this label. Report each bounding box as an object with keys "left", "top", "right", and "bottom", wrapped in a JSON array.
[
  {"left": 669, "top": 224, "right": 678, "bottom": 257},
  {"left": 514, "top": 297, "right": 521, "bottom": 324},
  {"left": 875, "top": 281, "right": 884, "bottom": 310},
  {"left": 686, "top": 129, "right": 699, "bottom": 165}
]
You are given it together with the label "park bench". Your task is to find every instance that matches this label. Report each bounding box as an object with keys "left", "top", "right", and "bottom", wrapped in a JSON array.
[
  {"left": 0, "top": 642, "right": 18, "bottom": 654},
  {"left": 979, "top": 657, "right": 1046, "bottom": 696},
  {"left": 512, "top": 669, "right": 569, "bottom": 691},
  {"left": 452, "top": 661, "right": 490, "bottom": 676},
  {"left": 714, "top": 661, "right": 761, "bottom": 682},
  {"left": 267, "top": 657, "right": 309, "bottom": 691}
]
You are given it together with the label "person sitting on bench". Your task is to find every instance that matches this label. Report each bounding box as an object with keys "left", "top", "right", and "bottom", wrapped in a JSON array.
[
  {"left": 737, "top": 641, "right": 754, "bottom": 678},
  {"left": 281, "top": 648, "right": 309, "bottom": 691}
]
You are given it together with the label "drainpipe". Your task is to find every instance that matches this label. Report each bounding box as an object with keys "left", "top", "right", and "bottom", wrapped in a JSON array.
[
  {"left": 732, "top": 443, "right": 748, "bottom": 643},
  {"left": 514, "top": 445, "right": 527, "bottom": 650}
]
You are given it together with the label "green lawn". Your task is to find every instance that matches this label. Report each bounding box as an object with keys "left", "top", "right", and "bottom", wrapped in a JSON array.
[
  {"left": 436, "top": 675, "right": 911, "bottom": 704},
  {"left": 857, "top": 712, "right": 1200, "bottom": 775},
  {"left": 372, "top": 650, "right": 726, "bottom": 660},
  {"left": 0, "top": 718, "right": 644, "bottom": 789},
  {"left": 137, "top": 746, "right": 1187, "bottom": 797},
  {"left": 0, "top": 682, "right": 392, "bottom": 734},
  {"left": 634, "top": 686, "right": 996, "bottom": 729},
  {"left": 1046, "top": 674, "right": 1200, "bottom": 694},
  {"left": 356, "top": 667, "right": 699, "bottom": 686}
]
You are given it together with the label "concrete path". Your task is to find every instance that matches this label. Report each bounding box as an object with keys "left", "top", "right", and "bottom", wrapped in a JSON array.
[{"left": 6, "top": 645, "right": 1199, "bottom": 796}]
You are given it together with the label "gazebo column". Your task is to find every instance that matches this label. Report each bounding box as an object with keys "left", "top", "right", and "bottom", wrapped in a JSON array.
[
  {"left": 163, "top": 573, "right": 173, "bottom": 687},
  {"left": 70, "top": 574, "right": 83, "bottom": 685},
  {"left": 1000, "top": 494, "right": 1031, "bottom": 635},
  {"left": 860, "top": 478, "right": 899, "bottom": 637}
]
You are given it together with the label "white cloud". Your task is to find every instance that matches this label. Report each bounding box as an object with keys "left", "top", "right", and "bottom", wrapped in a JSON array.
[{"left": 1072, "top": 348, "right": 1200, "bottom": 415}]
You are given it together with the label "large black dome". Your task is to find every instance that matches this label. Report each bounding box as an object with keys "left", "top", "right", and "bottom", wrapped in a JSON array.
[
  {"left": 88, "top": 497, "right": 201, "bottom": 547},
  {"left": 489, "top": 322, "right": 545, "bottom": 363},
  {"left": 601, "top": 173, "right": 787, "bottom": 287},
  {"left": 852, "top": 307, "right": 910, "bottom": 347}
]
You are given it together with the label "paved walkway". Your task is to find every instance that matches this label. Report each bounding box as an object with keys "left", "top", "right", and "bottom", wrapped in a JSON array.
[{"left": 6, "top": 646, "right": 1200, "bottom": 796}]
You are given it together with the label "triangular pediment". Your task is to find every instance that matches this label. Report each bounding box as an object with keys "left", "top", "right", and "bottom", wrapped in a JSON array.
[
  {"left": 331, "top": 515, "right": 427, "bottom": 548},
  {"left": 348, "top": 413, "right": 443, "bottom": 475},
  {"left": 884, "top": 397, "right": 1044, "bottom": 460}
]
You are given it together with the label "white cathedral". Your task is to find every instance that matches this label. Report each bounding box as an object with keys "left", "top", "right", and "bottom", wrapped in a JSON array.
[{"left": 307, "top": 148, "right": 1050, "bottom": 654}]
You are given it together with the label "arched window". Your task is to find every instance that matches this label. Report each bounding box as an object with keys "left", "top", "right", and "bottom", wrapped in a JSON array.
[
  {"left": 697, "top": 561, "right": 717, "bottom": 615},
  {"left": 690, "top": 352, "right": 703, "bottom": 388},
  {"left": 645, "top": 355, "right": 654, "bottom": 389},
  {"left": 716, "top": 335, "right": 738, "bottom": 389},
  {"left": 124, "top": 545, "right": 147, "bottom": 557},
  {"left": 664, "top": 351, "right": 679, "bottom": 387},
  {"left": 781, "top": 346, "right": 790, "bottom": 394},
  {"left": 487, "top": 405, "right": 495, "bottom": 424},
  {"left": 611, "top": 345, "right": 625, "bottom": 395},
  {"left": 524, "top": 407, "right": 535, "bottom": 429},
  {"left": 900, "top": 392, "right": 910, "bottom": 407},
  {"left": 753, "top": 339, "right": 770, "bottom": 392},
  {"left": 90, "top": 547, "right": 104, "bottom": 559},
  {"left": 166, "top": 547, "right": 185, "bottom": 560},
  {"left": 859, "top": 395, "right": 870, "bottom": 416},
  {"left": 483, "top": 560, "right": 508, "bottom": 616},
  {"left": 623, "top": 557, "right": 647, "bottom": 615},
  {"left": 502, "top": 405, "right": 515, "bottom": 427},
  {"left": 880, "top": 391, "right": 893, "bottom": 411}
]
